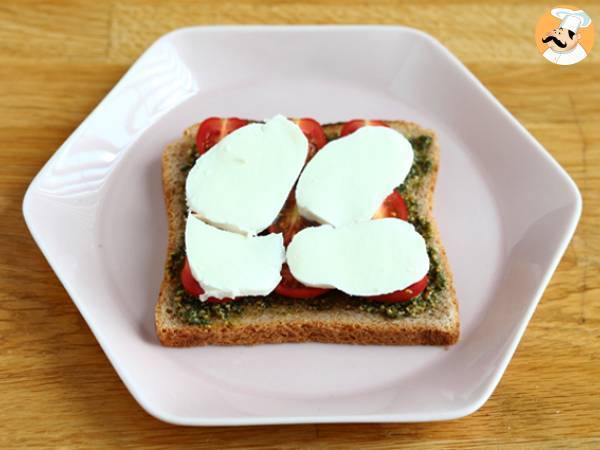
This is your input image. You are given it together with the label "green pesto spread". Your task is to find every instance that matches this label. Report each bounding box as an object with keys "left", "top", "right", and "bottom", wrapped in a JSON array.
[{"left": 170, "top": 134, "right": 446, "bottom": 325}]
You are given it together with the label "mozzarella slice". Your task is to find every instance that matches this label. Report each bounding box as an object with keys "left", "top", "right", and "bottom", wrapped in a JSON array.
[
  {"left": 186, "top": 115, "right": 308, "bottom": 236},
  {"left": 286, "top": 218, "right": 429, "bottom": 296},
  {"left": 185, "top": 213, "right": 285, "bottom": 301},
  {"left": 295, "top": 126, "right": 413, "bottom": 227}
]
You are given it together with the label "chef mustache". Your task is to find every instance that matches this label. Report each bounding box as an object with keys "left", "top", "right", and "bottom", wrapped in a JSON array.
[{"left": 542, "top": 35, "right": 567, "bottom": 48}]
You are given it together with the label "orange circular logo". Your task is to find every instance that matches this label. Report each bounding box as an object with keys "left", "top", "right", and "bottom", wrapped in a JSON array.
[{"left": 534, "top": 5, "right": 594, "bottom": 65}]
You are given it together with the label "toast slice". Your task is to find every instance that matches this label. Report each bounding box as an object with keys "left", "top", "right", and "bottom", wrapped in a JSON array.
[{"left": 156, "top": 121, "right": 459, "bottom": 346}]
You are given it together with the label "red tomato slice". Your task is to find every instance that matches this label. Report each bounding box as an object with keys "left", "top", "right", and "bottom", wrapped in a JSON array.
[
  {"left": 291, "top": 117, "right": 327, "bottom": 161},
  {"left": 372, "top": 190, "right": 409, "bottom": 221},
  {"left": 195, "top": 117, "right": 248, "bottom": 155},
  {"left": 180, "top": 258, "right": 233, "bottom": 304},
  {"left": 340, "top": 119, "right": 389, "bottom": 137},
  {"left": 181, "top": 257, "right": 203, "bottom": 296},
  {"left": 370, "top": 275, "right": 429, "bottom": 303},
  {"left": 274, "top": 263, "right": 331, "bottom": 299},
  {"left": 268, "top": 118, "right": 327, "bottom": 245},
  {"left": 267, "top": 193, "right": 314, "bottom": 246}
]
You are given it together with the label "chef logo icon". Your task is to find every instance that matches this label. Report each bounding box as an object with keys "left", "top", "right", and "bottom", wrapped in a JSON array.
[{"left": 535, "top": 6, "right": 595, "bottom": 65}]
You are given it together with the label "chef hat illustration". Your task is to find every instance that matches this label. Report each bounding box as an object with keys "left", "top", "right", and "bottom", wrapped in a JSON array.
[{"left": 551, "top": 8, "right": 592, "bottom": 33}]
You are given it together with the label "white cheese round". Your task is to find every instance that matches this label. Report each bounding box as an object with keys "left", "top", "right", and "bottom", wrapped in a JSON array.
[
  {"left": 286, "top": 218, "right": 429, "bottom": 296},
  {"left": 185, "top": 213, "right": 285, "bottom": 301},
  {"left": 295, "top": 126, "right": 413, "bottom": 227},
  {"left": 186, "top": 115, "right": 308, "bottom": 236}
]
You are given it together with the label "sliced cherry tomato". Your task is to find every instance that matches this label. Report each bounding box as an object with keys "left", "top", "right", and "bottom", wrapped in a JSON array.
[
  {"left": 291, "top": 117, "right": 327, "bottom": 161},
  {"left": 180, "top": 258, "right": 233, "bottom": 303},
  {"left": 370, "top": 275, "right": 429, "bottom": 303},
  {"left": 268, "top": 118, "right": 326, "bottom": 244},
  {"left": 195, "top": 117, "right": 248, "bottom": 155},
  {"left": 372, "top": 190, "right": 409, "bottom": 221},
  {"left": 274, "top": 263, "right": 331, "bottom": 299},
  {"left": 181, "top": 257, "right": 203, "bottom": 296},
  {"left": 340, "top": 119, "right": 389, "bottom": 137},
  {"left": 267, "top": 193, "right": 314, "bottom": 246}
]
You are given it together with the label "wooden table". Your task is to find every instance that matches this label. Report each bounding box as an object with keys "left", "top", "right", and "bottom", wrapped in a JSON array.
[{"left": 1, "top": 1, "right": 599, "bottom": 447}]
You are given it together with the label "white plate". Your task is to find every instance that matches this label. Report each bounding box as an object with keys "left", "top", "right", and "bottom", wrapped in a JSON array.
[{"left": 23, "top": 26, "right": 581, "bottom": 425}]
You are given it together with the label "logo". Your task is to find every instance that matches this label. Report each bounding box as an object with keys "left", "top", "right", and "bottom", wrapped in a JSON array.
[{"left": 535, "top": 5, "right": 594, "bottom": 65}]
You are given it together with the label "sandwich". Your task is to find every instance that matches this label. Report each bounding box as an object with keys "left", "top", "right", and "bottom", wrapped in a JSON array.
[{"left": 156, "top": 115, "right": 459, "bottom": 346}]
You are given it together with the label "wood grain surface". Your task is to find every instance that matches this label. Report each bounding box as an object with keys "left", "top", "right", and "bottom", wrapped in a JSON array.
[{"left": 1, "top": 0, "right": 599, "bottom": 448}]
